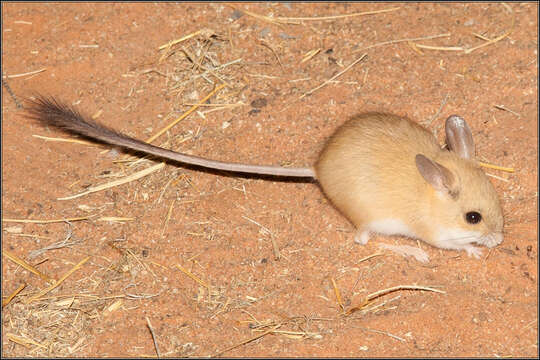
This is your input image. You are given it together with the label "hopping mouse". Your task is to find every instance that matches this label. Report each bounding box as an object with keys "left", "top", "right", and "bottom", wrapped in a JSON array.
[{"left": 25, "top": 95, "right": 504, "bottom": 258}]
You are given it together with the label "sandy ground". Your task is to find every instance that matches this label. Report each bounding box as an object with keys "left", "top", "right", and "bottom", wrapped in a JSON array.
[{"left": 2, "top": 2, "right": 537, "bottom": 357}]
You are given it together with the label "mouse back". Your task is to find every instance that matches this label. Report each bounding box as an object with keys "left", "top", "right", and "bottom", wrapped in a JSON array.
[{"left": 315, "top": 112, "right": 441, "bottom": 226}]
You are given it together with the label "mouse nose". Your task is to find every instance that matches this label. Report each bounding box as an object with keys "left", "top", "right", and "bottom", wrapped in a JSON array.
[{"left": 483, "top": 232, "right": 503, "bottom": 248}]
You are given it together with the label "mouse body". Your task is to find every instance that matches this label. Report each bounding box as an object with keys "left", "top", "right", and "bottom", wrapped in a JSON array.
[
  {"left": 25, "top": 96, "right": 504, "bottom": 258},
  {"left": 316, "top": 112, "right": 503, "bottom": 257}
]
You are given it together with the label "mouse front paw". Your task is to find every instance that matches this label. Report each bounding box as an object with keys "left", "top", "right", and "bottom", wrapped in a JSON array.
[
  {"left": 463, "top": 245, "right": 483, "bottom": 259},
  {"left": 354, "top": 230, "right": 370, "bottom": 245}
]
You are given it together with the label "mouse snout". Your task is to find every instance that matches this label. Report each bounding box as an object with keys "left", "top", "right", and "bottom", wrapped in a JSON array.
[{"left": 482, "top": 232, "right": 503, "bottom": 248}]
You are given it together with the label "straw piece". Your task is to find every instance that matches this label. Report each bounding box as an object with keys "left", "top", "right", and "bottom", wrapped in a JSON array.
[
  {"left": 2, "top": 216, "right": 90, "bottom": 224},
  {"left": 146, "top": 316, "right": 161, "bottom": 358},
  {"left": 359, "top": 327, "right": 406, "bottom": 342},
  {"left": 414, "top": 44, "right": 464, "bottom": 51},
  {"left": 232, "top": 6, "right": 400, "bottom": 25},
  {"left": 104, "top": 299, "right": 123, "bottom": 313},
  {"left": 97, "top": 216, "right": 135, "bottom": 222},
  {"left": 367, "top": 285, "right": 445, "bottom": 301},
  {"left": 213, "top": 325, "right": 281, "bottom": 357},
  {"left": 486, "top": 173, "right": 510, "bottom": 182},
  {"left": 7, "top": 333, "right": 48, "bottom": 349},
  {"left": 478, "top": 161, "right": 515, "bottom": 173},
  {"left": 241, "top": 215, "right": 279, "bottom": 259},
  {"left": 345, "top": 285, "right": 445, "bottom": 315},
  {"left": 331, "top": 278, "right": 344, "bottom": 312},
  {"left": 357, "top": 252, "right": 384, "bottom": 263},
  {"left": 494, "top": 104, "right": 521, "bottom": 117},
  {"left": 175, "top": 263, "right": 209, "bottom": 289},
  {"left": 259, "top": 40, "right": 284, "bottom": 72},
  {"left": 32, "top": 134, "right": 96, "bottom": 146},
  {"left": 301, "top": 48, "right": 321, "bottom": 63},
  {"left": 3, "top": 250, "right": 54, "bottom": 283},
  {"left": 161, "top": 200, "right": 175, "bottom": 237},
  {"left": 2, "top": 283, "right": 26, "bottom": 307},
  {"left": 298, "top": 53, "right": 367, "bottom": 100},
  {"left": 231, "top": 7, "right": 298, "bottom": 25},
  {"left": 146, "top": 83, "right": 226, "bottom": 144},
  {"left": 278, "top": 7, "right": 401, "bottom": 21},
  {"left": 4, "top": 68, "right": 46, "bottom": 79},
  {"left": 158, "top": 30, "right": 202, "bottom": 50},
  {"left": 464, "top": 12, "right": 515, "bottom": 54},
  {"left": 355, "top": 34, "right": 451, "bottom": 53},
  {"left": 26, "top": 256, "right": 90, "bottom": 303},
  {"left": 58, "top": 162, "right": 166, "bottom": 200}
]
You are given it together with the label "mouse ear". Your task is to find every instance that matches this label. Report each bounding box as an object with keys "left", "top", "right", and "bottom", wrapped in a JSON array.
[
  {"left": 445, "top": 115, "right": 475, "bottom": 160},
  {"left": 415, "top": 154, "right": 458, "bottom": 197}
]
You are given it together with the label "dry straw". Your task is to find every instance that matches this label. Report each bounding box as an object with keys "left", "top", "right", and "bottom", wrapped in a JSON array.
[
  {"left": 3, "top": 250, "right": 54, "bottom": 283},
  {"left": 26, "top": 256, "right": 90, "bottom": 304},
  {"left": 231, "top": 5, "right": 400, "bottom": 25},
  {"left": 2, "top": 283, "right": 26, "bottom": 308}
]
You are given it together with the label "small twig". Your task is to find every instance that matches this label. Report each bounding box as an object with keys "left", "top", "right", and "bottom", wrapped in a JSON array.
[
  {"left": 361, "top": 295, "right": 401, "bottom": 314},
  {"left": 345, "top": 285, "right": 445, "bottom": 315},
  {"left": 415, "top": 44, "right": 463, "bottom": 51},
  {"left": 242, "top": 215, "right": 274, "bottom": 236},
  {"left": 146, "top": 317, "right": 161, "bottom": 358},
  {"left": 473, "top": 32, "right": 492, "bottom": 41},
  {"left": 464, "top": 11, "right": 515, "bottom": 54},
  {"left": 212, "top": 325, "right": 281, "bottom": 357},
  {"left": 278, "top": 7, "right": 401, "bottom": 21},
  {"left": 175, "top": 264, "right": 210, "bottom": 289},
  {"left": 28, "top": 227, "right": 83, "bottom": 259},
  {"left": 2, "top": 77, "right": 23, "bottom": 108},
  {"left": 2, "top": 283, "right": 26, "bottom": 307},
  {"left": 241, "top": 215, "right": 279, "bottom": 259},
  {"left": 125, "top": 292, "right": 161, "bottom": 299},
  {"left": 494, "top": 104, "right": 521, "bottom": 118},
  {"left": 359, "top": 327, "right": 406, "bottom": 342},
  {"left": 485, "top": 173, "right": 510, "bottom": 182},
  {"left": 232, "top": 5, "right": 400, "bottom": 25},
  {"left": 125, "top": 248, "right": 157, "bottom": 279},
  {"left": 269, "top": 235, "right": 281, "bottom": 261},
  {"left": 367, "top": 285, "right": 445, "bottom": 301},
  {"left": 259, "top": 40, "right": 285, "bottom": 72},
  {"left": 357, "top": 252, "right": 384, "bottom": 263},
  {"left": 298, "top": 53, "right": 367, "bottom": 100},
  {"left": 301, "top": 48, "right": 321, "bottom": 63},
  {"left": 354, "top": 33, "right": 451, "bottom": 53},
  {"left": 230, "top": 6, "right": 298, "bottom": 25},
  {"left": 3, "top": 68, "right": 47, "bottom": 79},
  {"left": 426, "top": 94, "right": 449, "bottom": 126},
  {"left": 171, "top": 59, "right": 242, "bottom": 89},
  {"left": 147, "top": 83, "right": 226, "bottom": 143},
  {"left": 57, "top": 162, "right": 166, "bottom": 200},
  {"left": 161, "top": 199, "right": 175, "bottom": 237},
  {"left": 7, "top": 333, "right": 47, "bottom": 349},
  {"left": 97, "top": 216, "right": 134, "bottom": 222},
  {"left": 331, "top": 278, "right": 344, "bottom": 312},
  {"left": 158, "top": 29, "right": 202, "bottom": 50}
]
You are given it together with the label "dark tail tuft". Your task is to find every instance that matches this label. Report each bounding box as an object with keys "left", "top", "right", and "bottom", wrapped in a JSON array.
[{"left": 24, "top": 94, "right": 130, "bottom": 143}]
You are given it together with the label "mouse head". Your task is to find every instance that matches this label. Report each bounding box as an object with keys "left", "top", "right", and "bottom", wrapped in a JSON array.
[{"left": 414, "top": 115, "right": 504, "bottom": 249}]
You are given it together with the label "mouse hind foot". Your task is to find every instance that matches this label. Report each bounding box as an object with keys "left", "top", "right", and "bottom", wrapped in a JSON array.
[{"left": 354, "top": 229, "right": 370, "bottom": 245}]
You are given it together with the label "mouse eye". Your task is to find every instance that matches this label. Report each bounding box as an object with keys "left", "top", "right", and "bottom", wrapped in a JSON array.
[{"left": 465, "top": 211, "right": 482, "bottom": 224}]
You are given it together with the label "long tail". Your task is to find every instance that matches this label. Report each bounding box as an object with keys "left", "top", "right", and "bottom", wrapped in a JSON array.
[{"left": 24, "top": 95, "right": 316, "bottom": 178}]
